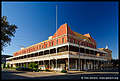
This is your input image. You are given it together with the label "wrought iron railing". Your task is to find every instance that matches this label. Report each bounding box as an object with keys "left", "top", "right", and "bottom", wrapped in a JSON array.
[{"left": 7, "top": 51, "right": 108, "bottom": 63}]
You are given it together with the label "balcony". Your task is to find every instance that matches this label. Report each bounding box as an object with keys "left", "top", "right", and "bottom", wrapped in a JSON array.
[
  {"left": 69, "top": 51, "right": 107, "bottom": 60},
  {"left": 7, "top": 51, "right": 69, "bottom": 63},
  {"left": 6, "top": 51, "right": 108, "bottom": 64}
]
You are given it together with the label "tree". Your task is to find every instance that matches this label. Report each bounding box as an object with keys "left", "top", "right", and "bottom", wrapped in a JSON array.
[
  {"left": 6, "top": 63, "right": 10, "bottom": 68},
  {"left": 1, "top": 16, "right": 18, "bottom": 51},
  {"left": 28, "top": 63, "right": 38, "bottom": 69},
  {"left": 23, "top": 64, "right": 26, "bottom": 68},
  {"left": 3, "top": 63, "right": 6, "bottom": 68}
]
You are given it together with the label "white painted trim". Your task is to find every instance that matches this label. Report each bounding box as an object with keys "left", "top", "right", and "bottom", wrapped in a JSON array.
[
  {"left": 6, "top": 43, "right": 69, "bottom": 60},
  {"left": 7, "top": 42, "right": 107, "bottom": 60},
  {"left": 69, "top": 69, "right": 78, "bottom": 71},
  {"left": 69, "top": 54, "right": 107, "bottom": 61},
  {"left": 7, "top": 54, "right": 69, "bottom": 64},
  {"left": 68, "top": 42, "right": 107, "bottom": 53}
]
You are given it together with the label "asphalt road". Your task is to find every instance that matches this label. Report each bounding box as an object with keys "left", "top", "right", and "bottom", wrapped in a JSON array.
[{"left": 1, "top": 69, "right": 119, "bottom": 80}]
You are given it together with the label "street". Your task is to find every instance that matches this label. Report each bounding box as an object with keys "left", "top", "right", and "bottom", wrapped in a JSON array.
[{"left": 1, "top": 69, "right": 119, "bottom": 80}]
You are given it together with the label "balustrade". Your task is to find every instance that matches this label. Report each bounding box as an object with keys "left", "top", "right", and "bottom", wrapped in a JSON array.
[{"left": 7, "top": 50, "right": 107, "bottom": 64}]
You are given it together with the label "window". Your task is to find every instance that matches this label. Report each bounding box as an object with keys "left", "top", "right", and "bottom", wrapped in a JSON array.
[
  {"left": 82, "top": 42, "right": 85, "bottom": 46},
  {"left": 77, "top": 41, "right": 79, "bottom": 45},
  {"left": 73, "top": 39, "right": 75, "bottom": 43},
  {"left": 62, "top": 38, "right": 64, "bottom": 43},
  {"left": 49, "top": 42, "right": 51, "bottom": 46},
  {"left": 69, "top": 38, "right": 71, "bottom": 42},
  {"left": 78, "top": 41, "right": 80, "bottom": 45},
  {"left": 46, "top": 44, "right": 47, "bottom": 48},
  {"left": 42, "top": 45, "right": 44, "bottom": 48},
  {"left": 86, "top": 49, "right": 89, "bottom": 54},
  {"left": 80, "top": 48, "right": 85, "bottom": 53},
  {"left": 56, "top": 39, "right": 58, "bottom": 45},
  {"left": 76, "top": 41, "right": 77, "bottom": 44},
  {"left": 86, "top": 43, "right": 89, "bottom": 47},
  {"left": 39, "top": 45, "right": 41, "bottom": 49},
  {"left": 24, "top": 55, "right": 26, "bottom": 58},
  {"left": 53, "top": 41, "right": 54, "bottom": 46}
]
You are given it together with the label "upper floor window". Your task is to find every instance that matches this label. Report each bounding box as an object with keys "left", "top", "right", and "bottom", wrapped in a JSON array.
[
  {"left": 73, "top": 39, "right": 75, "bottom": 43},
  {"left": 42, "top": 45, "right": 44, "bottom": 48},
  {"left": 56, "top": 39, "right": 58, "bottom": 45},
  {"left": 69, "top": 38, "right": 71, "bottom": 42},
  {"left": 46, "top": 44, "right": 47, "bottom": 48},
  {"left": 53, "top": 41, "right": 54, "bottom": 46},
  {"left": 39, "top": 45, "right": 41, "bottom": 49},
  {"left": 49, "top": 42, "right": 51, "bottom": 46},
  {"left": 76, "top": 41, "right": 79, "bottom": 45},
  {"left": 62, "top": 38, "right": 64, "bottom": 43},
  {"left": 87, "top": 43, "right": 89, "bottom": 47}
]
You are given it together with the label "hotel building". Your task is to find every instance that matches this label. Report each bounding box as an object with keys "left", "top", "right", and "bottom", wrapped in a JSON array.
[{"left": 6, "top": 23, "right": 112, "bottom": 71}]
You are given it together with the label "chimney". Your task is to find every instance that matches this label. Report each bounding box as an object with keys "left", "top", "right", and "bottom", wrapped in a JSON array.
[
  {"left": 48, "top": 36, "right": 52, "bottom": 40},
  {"left": 105, "top": 45, "right": 108, "bottom": 49}
]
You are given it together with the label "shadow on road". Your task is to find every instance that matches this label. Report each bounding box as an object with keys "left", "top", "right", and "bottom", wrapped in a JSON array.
[
  {"left": 1, "top": 70, "right": 28, "bottom": 80},
  {"left": 1, "top": 70, "right": 119, "bottom": 80},
  {"left": 28, "top": 73, "right": 119, "bottom": 80}
]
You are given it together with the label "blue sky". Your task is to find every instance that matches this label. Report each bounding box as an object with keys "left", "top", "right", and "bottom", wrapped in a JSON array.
[{"left": 2, "top": 2, "right": 118, "bottom": 59}]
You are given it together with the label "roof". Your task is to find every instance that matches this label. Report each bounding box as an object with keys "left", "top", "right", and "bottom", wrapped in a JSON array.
[
  {"left": 72, "top": 31, "right": 90, "bottom": 41},
  {"left": 83, "top": 33, "right": 91, "bottom": 38},
  {"left": 98, "top": 48, "right": 112, "bottom": 53},
  {"left": 14, "top": 23, "right": 96, "bottom": 55}
]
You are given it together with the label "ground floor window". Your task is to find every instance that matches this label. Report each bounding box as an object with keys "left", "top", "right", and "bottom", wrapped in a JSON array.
[{"left": 70, "top": 59, "right": 77, "bottom": 70}]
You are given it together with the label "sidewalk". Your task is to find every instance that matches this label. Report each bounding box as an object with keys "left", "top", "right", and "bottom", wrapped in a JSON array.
[{"left": 67, "top": 70, "right": 119, "bottom": 74}]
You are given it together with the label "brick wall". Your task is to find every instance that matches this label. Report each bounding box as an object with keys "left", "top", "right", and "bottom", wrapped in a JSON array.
[{"left": 14, "top": 23, "right": 96, "bottom": 56}]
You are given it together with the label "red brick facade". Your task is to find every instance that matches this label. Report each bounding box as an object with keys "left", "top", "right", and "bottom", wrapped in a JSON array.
[{"left": 14, "top": 23, "right": 96, "bottom": 56}]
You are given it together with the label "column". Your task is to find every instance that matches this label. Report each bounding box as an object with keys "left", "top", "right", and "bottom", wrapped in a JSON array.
[
  {"left": 94, "top": 60, "right": 96, "bottom": 70},
  {"left": 49, "top": 49, "right": 50, "bottom": 70},
  {"left": 27, "top": 62, "right": 29, "bottom": 68},
  {"left": 37, "top": 61, "right": 39, "bottom": 69},
  {"left": 94, "top": 50, "right": 96, "bottom": 70},
  {"left": 76, "top": 60, "right": 77, "bottom": 70},
  {"left": 13, "top": 64, "right": 16, "bottom": 68},
  {"left": 92, "top": 60, "right": 94, "bottom": 70},
  {"left": 81, "top": 59, "right": 83, "bottom": 70},
  {"left": 68, "top": 45, "right": 70, "bottom": 71},
  {"left": 49, "top": 60, "right": 50, "bottom": 70},
  {"left": 21, "top": 63, "right": 22, "bottom": 67},
  {"left": 102, "top": 60, "right": 104, "bottom": 70},
  {"left": 96, "top": 60, "right": 98, "bottom": 70},
  {"left": 95, "top": 60, "right": 97, "bottom": 70},
  {"left": 100, "top": 60, "right": 102, "bottom": 70},
  {"left": 56, "top": 48, "right": 57, "bottom": 70},
  {"left": 88, "top": 50, "right": 89, "bottom": 70},
  {"left": 43, "top": 51, "right": 45, "bottom": 70},
  {"left": 84, "top": 48, "right": 86, "bottom": 71},
  {"left": 52, "top": 60, "right": 54, "bottom": 70},
  {"left": 79, "top": 47, "right": 80, "bottom": 71},
  {"left": 86, "top": 59, "right": 87, "bottom": 70},
  {"left": 68, "top": 56, "right": 70, "bottom": 71},
  {"left": 98, "top": 60, "right": 99, "bottom": 70},
  {"left": 90, "top": 60, "right": 93, "bottom": 70},
  {"left": 84, "top": 59, "right": 86, "bottom": 70}
]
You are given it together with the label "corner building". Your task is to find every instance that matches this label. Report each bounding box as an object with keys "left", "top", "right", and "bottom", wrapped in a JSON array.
[{"left": 6, "top": 23, "right": 112, "bottom": 71}]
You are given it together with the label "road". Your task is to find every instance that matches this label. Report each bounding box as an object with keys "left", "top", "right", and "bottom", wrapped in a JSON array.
[{"left": 1, "top": 69, "right": 119, "bottom": 80}]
